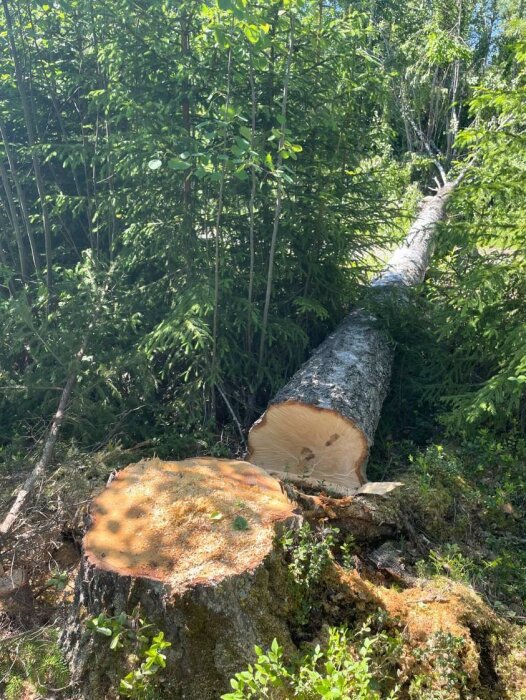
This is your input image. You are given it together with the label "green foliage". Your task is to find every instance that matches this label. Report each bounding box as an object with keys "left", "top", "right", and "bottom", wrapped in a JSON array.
[
  {"left": 416, "top": 544, "right": 478, "bottom": 583},
  {"left": 372, "top": 436, "right": 526, "bottom": 618},
  {"left": 419, "top": 30, "right": 526, "bottom": 435},
  {"left": 408, "top": 632, "right": 469, "bottom": 700},
  {"left": 0, "top": 0, "right": 410, "bottom": 454},
  {"left": 86, "top": 611, "right": 139, "bottom": 650},
  {"left": 0, "top": 0, "right": 514, "bottom": 457},
  {"left": 86, "top": 610, "right": 171, "bottom": 698},
  {"left": 0, "top": 629, "right": 69, "bottom": 700},
  {"left": 223, "top": 622, "right": 402, "bottom": 700},
  {"left": 119, "top": 632, "right": 171, "bottom": 699},
  {"left": 0, "top": 2, "right": 525, "bottom": 699},
  {"left": 425, "top": 28, "right": 472, "bottom": 66},
  {"left": 233, "top": 514, "right": 250, "bottom": 531},
  {"left": 340, "top": 535, "right": 357, "bottom": 570},
  {"left": 282, "top": 523, "right": 338, "bottom": 587},
  {"left": 0, "top": 0, "right": 516, "bottom": 460},
  {"left": 280, "top": 523, "right": 338, "bottom": 625},
  {"left": 46, "top": 568, "right": 69, "bottom": 591}
]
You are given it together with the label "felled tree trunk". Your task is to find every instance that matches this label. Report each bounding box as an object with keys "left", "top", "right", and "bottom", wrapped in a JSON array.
[
  {"left": 248, "top": 184, "right": 454, "bottom": 494},
  {"left": 61, "top": 458, "right": 299, "bottom": 699}
]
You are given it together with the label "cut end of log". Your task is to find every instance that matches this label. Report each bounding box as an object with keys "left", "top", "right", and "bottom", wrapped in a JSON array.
[
  {"left": 84, "top": 458, "right": 295, "bottom": 594},
  {"left": 248, "top": 401, "right": 368, "bottom": 493}
]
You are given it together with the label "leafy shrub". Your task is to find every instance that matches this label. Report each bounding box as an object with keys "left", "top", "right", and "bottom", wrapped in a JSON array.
[
  {"left": 408, "top": 632, "right": 469, "bottom": 700},
  {"left": 416, "top": 544, "right": 478, "bottom": 583},
  {"left": 86, "top": 610, "right": 171, "bottom": 699},
  {"left": 119, "top": 632, "right": 171, "bottom": 699},
  {"left": 280, "top": 523, "right": 339, "bottom": 625},
  {"left": 223, "top": 623, "right": 402, "bottom": 700}
]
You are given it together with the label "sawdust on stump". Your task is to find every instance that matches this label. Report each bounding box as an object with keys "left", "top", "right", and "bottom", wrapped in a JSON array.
[
  {"left": 84, "top": 457, "right": 296, "bottom": 593},
  {"left": 63, "top": 458, "right": 300, "bottom": 699}
]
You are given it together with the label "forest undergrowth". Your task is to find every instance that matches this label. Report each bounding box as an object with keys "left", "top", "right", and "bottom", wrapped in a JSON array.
[
  {"left": 0, "top": 0, "right": 525, "bottom": 697},
  {"left": 1, "top": 431, "right": 526, "bottom": 698}
]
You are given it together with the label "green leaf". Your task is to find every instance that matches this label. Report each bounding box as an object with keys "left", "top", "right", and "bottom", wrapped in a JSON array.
[
  {"left": 168, "top": 159, "right": 191, "bottom": 170},
  {"left": 239, "top": 125, "right": 252, "bottom": 140},
  {"left": 233, "top": 515, "right": 250, "bottom": 531},
  {"left": 234, "top": 167, "right": 248, "bottom": 181},
  {"left": 214, "top": 28, "right": 229, "bottom": 48},
  {"left": 244, "top": 24, "right": 260, "bottom": 44}
]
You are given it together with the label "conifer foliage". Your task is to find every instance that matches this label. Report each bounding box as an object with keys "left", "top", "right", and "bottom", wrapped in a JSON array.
[{"left": 0, "top": 0, "right": 522, "bottom": 453}]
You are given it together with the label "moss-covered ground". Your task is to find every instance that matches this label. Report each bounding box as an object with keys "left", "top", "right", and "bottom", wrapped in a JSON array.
[{"left": 0, "top": 432, "right": 525, "bottom": 698}]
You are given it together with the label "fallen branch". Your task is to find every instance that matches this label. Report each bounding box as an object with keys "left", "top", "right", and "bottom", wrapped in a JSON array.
[
  {"left": 0, "top": 271, "right": 112, "bottom": 540},
  {"left": 0, "top": 339, "right": 87, "bottom": 539}
]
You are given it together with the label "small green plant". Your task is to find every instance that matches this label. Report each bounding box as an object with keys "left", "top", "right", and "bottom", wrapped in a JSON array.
[
  {"left": 86, "top": 610, "right": 171, "bottom": 698},
  {"left": 45, "top": 569, "right": 69, "bottom": 591},
  {"left": 281, "top": 523, "right": 338, "bottom": 587},
  {"left": 233, "top": 515, "right": 250, "bottom": 531},
  {"left": 4, "top": 676, "right": 25, "bottom": 700},
  {"left": 87, "top": 611, "right": 146, "bottom": 650},
  {"left": 340, "top": 535, "right": 357, "bottom": 569},
  {"left": 408, "top": 632, "right": 469, "bottom": 699},
  {"left": 280, "top": 523, "right": 339, "bottom": 625},
  {"left": 223, "top": 622, "right": 401, "bottom": 699},
  {"left": 416, "top": 544, "right": 477, "bottom": 583},
  {"left": 119, "top": 632, "right": 171, "bottom": 698}
]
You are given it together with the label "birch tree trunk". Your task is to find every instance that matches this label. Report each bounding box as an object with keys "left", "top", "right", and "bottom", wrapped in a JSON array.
[
  {"left": 0, "top": 116, "right": 41, "bottom": 275},
  {"left": 248, "top": 184, "right": 454, "bottom": 494},
  {"left": 1, "top": 0, "right": 53, "bottom": 292}
]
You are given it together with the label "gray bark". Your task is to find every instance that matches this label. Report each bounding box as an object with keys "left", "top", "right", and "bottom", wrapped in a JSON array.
[
  {"left": 372, "top": 183, "right": 453, "bottom": 289},
  {"left": 270, "top": 309, "right": 393, "bottom": 457},
  {"left": 61, "top": 546, "right": 296, "bottom": 699},
  {"left": 249, "top": 184, "right": 454, "bottom": 483}
]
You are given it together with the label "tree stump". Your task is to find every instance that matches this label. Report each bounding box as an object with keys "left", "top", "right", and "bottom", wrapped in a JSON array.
[{"left": 61, "top": 458, "right": 299, "bottom": 699}]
